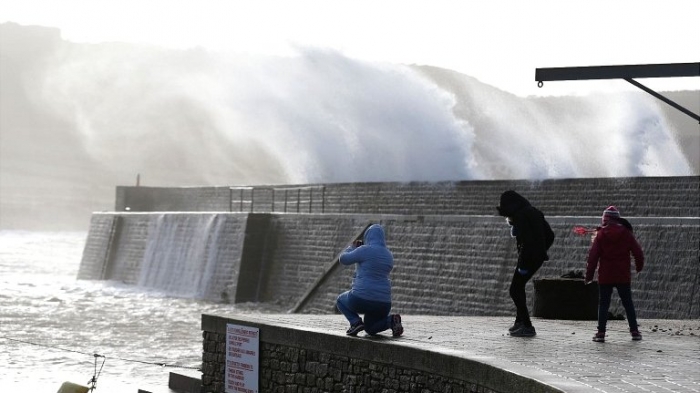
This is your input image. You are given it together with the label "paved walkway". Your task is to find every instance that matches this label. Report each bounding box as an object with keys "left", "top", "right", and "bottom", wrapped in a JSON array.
[{"left": 240, "top": 315, "right": 700, "bottom": 393}]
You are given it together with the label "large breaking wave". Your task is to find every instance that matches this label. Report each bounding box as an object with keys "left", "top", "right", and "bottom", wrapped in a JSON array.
[{"left": 14, "top": 27, "right": 697, "bottom": 185}]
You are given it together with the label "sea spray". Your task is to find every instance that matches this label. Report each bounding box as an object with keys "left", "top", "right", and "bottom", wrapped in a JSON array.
[{"left": 33, "top": 39, "right": 694, "bottom": 184}]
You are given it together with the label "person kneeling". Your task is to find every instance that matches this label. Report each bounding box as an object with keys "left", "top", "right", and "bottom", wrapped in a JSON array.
[{"left": 336, "top": 224, "right": 403, "bottom": 337}]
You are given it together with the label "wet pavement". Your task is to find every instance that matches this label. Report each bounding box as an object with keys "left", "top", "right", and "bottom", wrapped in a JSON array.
[{"left": 236, "top": 314, "right": 700, "bottom": 393}]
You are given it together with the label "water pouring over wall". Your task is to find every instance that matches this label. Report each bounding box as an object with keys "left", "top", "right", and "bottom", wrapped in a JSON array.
[
  {"left": 80, "top": 213, "right": 248, "bottom": 302},
  {"left": 139, "top": 214, "right": 223, "bottom": 298}
]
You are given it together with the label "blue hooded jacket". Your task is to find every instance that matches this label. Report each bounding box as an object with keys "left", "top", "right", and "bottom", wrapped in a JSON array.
[{"left": 338, "top": 224, "right": 393, "bottom": 303}]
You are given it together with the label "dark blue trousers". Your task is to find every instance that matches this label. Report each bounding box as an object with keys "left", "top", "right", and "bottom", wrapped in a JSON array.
[
  {"left": 336, "top": 291, "right": 392, "bottom": 335},
  {"left": 597, "top": 283, "right": 639, "bottom": 332}
]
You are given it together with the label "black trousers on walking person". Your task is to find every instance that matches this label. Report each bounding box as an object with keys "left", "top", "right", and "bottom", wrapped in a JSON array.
[
  {"left": 597, "top": 283, "right": 639, "bottom": 332},
  {"left": 509, "top": 260, "right": 544, "bottom": 327}
]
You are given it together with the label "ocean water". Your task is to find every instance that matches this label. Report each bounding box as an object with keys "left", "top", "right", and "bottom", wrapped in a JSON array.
[{"left": 0, "top": 230, "right": 268, "bottom": 393}]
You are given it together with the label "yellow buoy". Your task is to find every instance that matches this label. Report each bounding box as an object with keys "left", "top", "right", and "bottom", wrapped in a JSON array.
[{"left": 56, "top": 381, "right": 90, "bottom": 393}]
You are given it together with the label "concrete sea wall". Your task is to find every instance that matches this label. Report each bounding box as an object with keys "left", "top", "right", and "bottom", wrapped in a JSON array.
[
  {"left": 114, "top": 176, "right": 700, "bottom": 217},
  {"left": 79, "top": 212, "right": 249, "bottom": 301},
  {"left": 82, "top": 176, "right": 698, "bottom": 392},
  {"left": 80, "top": 213, "right": 700, "bottom": 319},
  {"left": 199, "top": 314, "right": 562, "bottom": 393}
]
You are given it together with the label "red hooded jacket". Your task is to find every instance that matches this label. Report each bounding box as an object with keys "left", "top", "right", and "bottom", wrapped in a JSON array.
[{"left": 586, "top": 221, "right": 644, "bottom": 285}]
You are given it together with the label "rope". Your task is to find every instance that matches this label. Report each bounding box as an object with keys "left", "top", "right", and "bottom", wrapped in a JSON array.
[
  {"left": 88, "top": 354, "right": 106, "bottom": 392},
  {"left": 0, "top": 335, "right": 201, "bottom": 371}
]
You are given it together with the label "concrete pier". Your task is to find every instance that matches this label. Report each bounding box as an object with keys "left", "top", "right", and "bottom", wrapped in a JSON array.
[
  {"left": 197, "top": 314, "right": 700, "bottom": 393},
  {"left": 82, "top": 176, "right": 698, "bottom": 392}
]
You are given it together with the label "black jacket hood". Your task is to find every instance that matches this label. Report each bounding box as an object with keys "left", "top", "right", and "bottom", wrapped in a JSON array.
[{"left": 496, "top": 190, "right": 531, "bottom": 217}]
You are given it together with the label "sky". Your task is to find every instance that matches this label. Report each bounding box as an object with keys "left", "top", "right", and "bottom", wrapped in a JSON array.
[{"left": 1, "top": 0, "right": 699, "bottom": 97}]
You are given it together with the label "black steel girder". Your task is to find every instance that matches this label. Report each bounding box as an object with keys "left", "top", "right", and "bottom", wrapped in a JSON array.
[{"left": 535, "top": 62, "right": 700, "bottom": 123}]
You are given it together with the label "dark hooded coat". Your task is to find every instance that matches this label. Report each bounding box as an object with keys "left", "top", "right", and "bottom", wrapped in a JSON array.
[{"left": 497, "top": 190, "right": 555, "bottom": 271}]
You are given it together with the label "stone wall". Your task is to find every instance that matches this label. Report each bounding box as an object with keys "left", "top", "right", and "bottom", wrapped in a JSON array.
[
  {"left": 80, "top": 177, "right": 698, "bottom": 392},
  {"left": 78, "top": 214, "right": 119, "bottom": 280},
  {"left": 283, "top": 216, "right": 700, "bottom": 320},
  {"left": 79, "top": 212, "right": 700, "bottom": 319},
  {"left": 200, "top": 314, "right": 561, "bottom": 393},
  {"left": 115, "top": 176, "right": 700, "bottom": 217},
  {"left": 255, "top": 215, "right": 368, "bottom": 305},
  {"left": 116, "top": 186, "right": 232, "bottom": 212},
  {"left": 79, "top": 212, "right": 249, "bottom": 302}
]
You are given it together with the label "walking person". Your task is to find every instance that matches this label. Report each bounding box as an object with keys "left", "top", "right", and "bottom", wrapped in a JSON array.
[
  {"left": 336, "top": 223, "right": 403, "bottom": 337},
  {"left": 586, "top": 206, "right": 644, "bottom": 342},
  {"left": 497, "top": 190, "right": 555, "bottom": 337}
]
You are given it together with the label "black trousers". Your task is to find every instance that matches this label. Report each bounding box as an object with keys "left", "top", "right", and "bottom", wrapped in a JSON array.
[
  {"left": 509, "top": 260, "right": 544, "bottom": 327},
  {"left": 597, "top": 283, "right": 638, "bottom": 332}
]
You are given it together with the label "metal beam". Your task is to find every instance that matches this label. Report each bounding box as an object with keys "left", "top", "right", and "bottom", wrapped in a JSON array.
[
  {"left": 624, "top": 78, "right": 699, "bottom": 122},
  {"left": 535, "top": 62, "right": 700, "bottom": 82},
  {"left": 534, "top": 62, "right": 700, "bottom": 123}
]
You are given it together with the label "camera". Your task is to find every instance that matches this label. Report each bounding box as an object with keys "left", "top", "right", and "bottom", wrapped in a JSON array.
[{"left": 353, "top": 239, "right": 364, "bottom": 247}]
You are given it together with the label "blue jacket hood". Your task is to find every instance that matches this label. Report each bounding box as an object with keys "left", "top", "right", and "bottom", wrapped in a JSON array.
[{"left": 363, "top": 224, "right": 386, "bottom": 247}]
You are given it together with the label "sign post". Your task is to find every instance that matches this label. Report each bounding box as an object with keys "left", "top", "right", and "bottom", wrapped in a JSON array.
[{"left": 225, "top": 324, "right": 260, "bottom": 393}]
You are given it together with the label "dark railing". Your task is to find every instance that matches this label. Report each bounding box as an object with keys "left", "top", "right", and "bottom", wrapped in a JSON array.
[
  {"left": 229, "top": 186, "right": 325, "bottom": 213},
  {"left": 229, "top": 187, "right": 254, "bottom": 212}
]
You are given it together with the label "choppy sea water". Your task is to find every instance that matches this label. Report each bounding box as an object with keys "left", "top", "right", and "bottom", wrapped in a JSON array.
[{"left": 0, "top": 230, "right": 276, "bottom": 393}]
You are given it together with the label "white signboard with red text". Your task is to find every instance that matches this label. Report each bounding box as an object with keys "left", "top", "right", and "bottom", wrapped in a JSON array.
[{"left": 225, "top": 324, "right": 260, "bottom": 393}]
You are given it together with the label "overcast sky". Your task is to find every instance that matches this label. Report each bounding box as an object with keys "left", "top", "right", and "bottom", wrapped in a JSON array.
[{"left": 1, "top": 0, "right": 698, "bottom": 96}]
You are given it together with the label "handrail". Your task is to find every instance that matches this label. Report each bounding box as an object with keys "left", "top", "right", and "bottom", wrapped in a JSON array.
[
  {"left": 229, "top": 187, "right": 253, "bottom": 212},
  {"left": 229, "top": 185, "right": 325, "bottom": 213}
]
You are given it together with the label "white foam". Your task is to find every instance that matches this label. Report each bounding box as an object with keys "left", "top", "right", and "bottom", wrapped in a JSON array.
[{"left": 39, "top": 45, "right": 693, "bottom": 184}]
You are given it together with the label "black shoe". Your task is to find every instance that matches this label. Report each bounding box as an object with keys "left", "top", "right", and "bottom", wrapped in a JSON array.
[
  {"left": 391, "top": 314, "right": 403, "bottom": 337},
  {"left": 346, "top": 321, "right": 364, "bottom": 336},
  {"left": 510, "top": 325, "right": 536, "bottom": 337},
  {"left": 508, "top": 321, "right": 523, "bottom": 333}
]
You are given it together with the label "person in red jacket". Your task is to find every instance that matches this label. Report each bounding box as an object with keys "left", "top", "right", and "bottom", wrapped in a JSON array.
[{"left": 585, "top": 206, "right": 644, "bottom": 342}]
